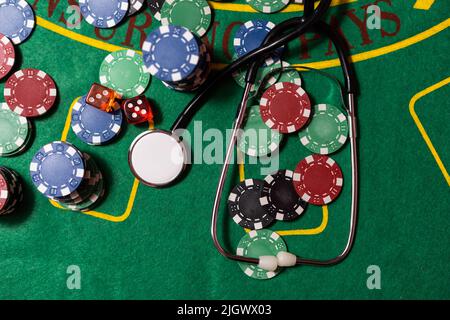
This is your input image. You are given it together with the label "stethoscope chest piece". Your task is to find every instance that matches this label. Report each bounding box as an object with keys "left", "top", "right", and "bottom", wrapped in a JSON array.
[{"left": 128, "top": 129, "right": 187, "bottom": 187}]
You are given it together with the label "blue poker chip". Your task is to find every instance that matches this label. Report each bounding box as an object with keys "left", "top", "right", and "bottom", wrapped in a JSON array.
[
  {"left": 0, "top": 0, "right": 35, "bottom": 45},
  {"left": 79, "top": 0, "right": 129, "bottom": 29},
  {"left": 71, "top": 96, "right": 123, "bottom": 145},
  {"left": 29, "top": 141, "right": 86, "bottom": 198},
  {"left": 142, "top": 25, "right": 200, "bottom": 82},
  {"left": 233, "top": 20, "right": 283, "bottom": 65}
]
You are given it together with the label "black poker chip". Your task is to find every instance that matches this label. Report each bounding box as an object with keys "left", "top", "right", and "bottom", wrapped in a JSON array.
[
  {"left": 260, "top": 170, "right": 308, "bottom": 221},
  {"left": 227, "top": 179, "right": 274, "bottom": 230}
]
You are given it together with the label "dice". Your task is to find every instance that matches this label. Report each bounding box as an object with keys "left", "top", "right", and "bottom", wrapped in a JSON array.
[
  {"left": 122, "top": 95, "right": 153, "bottom": 124},
  {"left": 86, "top": 83, "right": 121, "bottom": 112}
]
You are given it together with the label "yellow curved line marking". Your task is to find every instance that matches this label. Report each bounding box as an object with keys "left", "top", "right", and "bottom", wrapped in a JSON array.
[
  {"left": 409, "top": 77, "right": 450, "bottom": 186},
  {"left": 36, "top": 16, "right": 132, "bottom": 53},
  {"left": 48, "top": 97, "right": 146, "bottom": 222},
  {"left": 277, "top": 206, "right": 328, "bottom": 236},
  {"left": 209, "top": 0, "right": 356, "bottom": 13},
  {"left": 36, "top": 16, "right": 450, "bottom": 71}
]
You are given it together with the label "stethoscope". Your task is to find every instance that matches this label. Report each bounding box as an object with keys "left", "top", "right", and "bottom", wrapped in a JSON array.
[{"left": 128, "top": 0, "right": 359, "bottom": 271}]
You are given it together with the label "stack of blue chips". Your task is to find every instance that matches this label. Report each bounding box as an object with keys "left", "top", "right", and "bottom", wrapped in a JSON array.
[
  {"left": 29, "top": 141, "right": 106, "bottom": 212},
  {"left": 141, "top": 25, "right": 212, "bottom": 92}
]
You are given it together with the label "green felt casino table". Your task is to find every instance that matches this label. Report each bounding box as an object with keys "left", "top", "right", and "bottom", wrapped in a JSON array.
[{"left": 0, "top": 0, "right": 449, "bottom": 299}]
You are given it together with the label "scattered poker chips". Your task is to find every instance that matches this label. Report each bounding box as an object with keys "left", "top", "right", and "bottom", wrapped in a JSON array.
[
  {"left": 160, "top": 0, "right": 212, "bottom": 37},
  {"left": 148, "top": 0, "right": 166, "bottom": 21},
  {"left": 246, "top": 0, "right": 290, "bottom": 14},
  {"left": 128, "top": 0, "right": 145, "bottom": 16},
  {"left": 234, "top": 20, "right": 282, "bottom": 65},
  {"left": 30, "top": 141, "right": 105, "bottom": 211},
  {"left": 299, "top": 104, "right": 349, "bottom": 155},
  {"left": 260, "top": 82, "right": 311, "bottom": 133},
  {"left": 71, "top": 96, "right": 123, "bottom": 145},
  {"left": 4, "top": 68, "right": 58, "bottom": 118},
  {"left": 232, "top": 55, "right": 281, "bottom": 93},
  {"left": 0, "top": 102, "right": 32, "bottom": 157},
  {"left": 260, "top": 170, "right": 307, "bottom": 221},
  {"left": 293, "top": 154, "right": 343, "bottom": 205},
  {"left": 236, "top": 229, "right": 287, "bottom": 280},
  {"left": 99, "top": 49, "right": 150, "bottom": 99},
  {"left": 238, "top": 105, "right": 283, "bottom": 157},
  {"left": 228, "top": 179, "right": 274, "bottom": 230},
  {"left": 0, "top": 166, "right": 24, "bottom": 216},
  {"left": 0, "top": 33, "right": 15, "bottom": 80},
  {"left": 0, "top": 0, "right": 35, "bottom": 45},
  {"left": 79, "top": 0, "right": 129, "bottom": 29}
]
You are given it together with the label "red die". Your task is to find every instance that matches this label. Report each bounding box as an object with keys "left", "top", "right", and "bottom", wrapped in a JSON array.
[
  {"left": 122, "top": 96, "right": 153, "bottom": 124},
  {"left": 86, "top": 83, "right": 121, "bottom": 112}
]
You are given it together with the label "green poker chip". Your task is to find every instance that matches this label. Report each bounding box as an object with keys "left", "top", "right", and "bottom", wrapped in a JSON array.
[
  {"left": 236, "top": 229, "right": 287, "bottom": 280},
  {"left": 0, "top": 102, "right": 30, "bottom": 156},
  {"left": 298, "top": 104, "right": 349, "bottom": 154},
  {"left": 232, "top": 55, "right": 281, "bottom": 93},
  {"left": 238, "top": 105, "right": 283, "bottom": 157},
  {"left": 99, "top": 49, "right": 150, "bottom": 99},
  {"left": 277, "top": 61, "right": 302, "bottom": 86},
  {"left": 160, "top": 0, "right": 212, "bottom": 37},
  {"left": 246, "top": 0, "right": 290, "bottom": 14}
]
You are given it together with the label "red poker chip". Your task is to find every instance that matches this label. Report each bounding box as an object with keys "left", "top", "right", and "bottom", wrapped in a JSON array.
[
  {"left": 0, "top": 171, "right": 9, "bottom": 211},
  {"left": 260, "top": 82, "right": 311, "bottom": 133},
  {"left": 4, "top": 68, "right": 58, "bottom": 118},
  {"left": 292, "top": 154, "right": 343, "bottom": 205},
  {"left": 0, "top": 33, "right": 15, "bottom": 81}
]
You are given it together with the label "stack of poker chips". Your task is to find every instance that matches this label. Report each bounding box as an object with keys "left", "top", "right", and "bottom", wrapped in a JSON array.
[
  {"left": 0, "top": 167, "right": 24, "bottom": 216},
  {"left": 142, "top": 25, "right": 212, "bottom": 92},
  {"left": 29, "top": 141, "right": 105, "bottom": 212}
]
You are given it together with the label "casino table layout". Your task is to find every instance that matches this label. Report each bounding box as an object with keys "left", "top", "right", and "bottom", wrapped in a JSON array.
[{"left": 0, "top": 0, "right": 449, "bottom": 300}]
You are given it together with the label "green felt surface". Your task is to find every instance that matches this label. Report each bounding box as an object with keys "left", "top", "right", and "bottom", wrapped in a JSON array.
[{"left": 0, "top": 0, "right": 449, "bottom": 299}]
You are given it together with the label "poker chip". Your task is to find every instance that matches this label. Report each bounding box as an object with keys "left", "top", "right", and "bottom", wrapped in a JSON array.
[
  {"left": 71, "top": 96, "right": 123, "bottom": 145},
  {"left": 0, "top": 102, "right": 31, "bottom": 157},
  {"left": 260, "top": 82, "right": 311, "bottom": 133},
  {"left": 148, "top": 0, "right": 166, "bottom": 21},
  {"left": 299, "top": 104, "right": 349, "bottom": 155},
  {"left": 238, "top": 105, "right": 283, "bottom": 157},
  {"left": 0, "top": 166, "right": 24, "bottom": 216},
  {"left": 29, "top": 141, "right": 86, "bottom": 198},
  {"left": 277, "top": 61, "right": 302, "bottom": 86},
  {"left": 227, "top": 179, "right": 274, "bottom": 230},
  {"left": 292, "top": 154, "right": 344, "bottom": 205},
  {"left": 79, "top": 0, "right": 129, "bottom": 29},
  {"left": 246, "top": 0, "right": 290, "bottom": 14},
  {"left": 142, "top": 25, "right": 200, "bottom": 82},
  {"left": 4, "top": 68, "right": 58, "bottom": 118},
  {"left": 236, "top": 229, "right": 287, "bottom": 280},
  {"left": 50, "top": 152, "right": 106, "bottom": 211},
  {"left": 128, "top": 0, "right": 145, "bottom": 16},
  {"left": 0, "top": 33, "right": 15, "bottom": 80},
  {"left": 160, "top": 0, "right": 212, "bottom": 37},
  {"left": 260, "top": 170, "right": 308, "bottom": 221},
  {"left": 99, "top": 49, "right": 150, "bottom": 99},
  {"left": 0, "top": 0, "right": 35, "bottom": 45},
  {"left": 232, "top": 55, "right": 281, "bottom": 93},
  {"left": 233, "top": 20, "right": 282, "bottom": 65}
]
